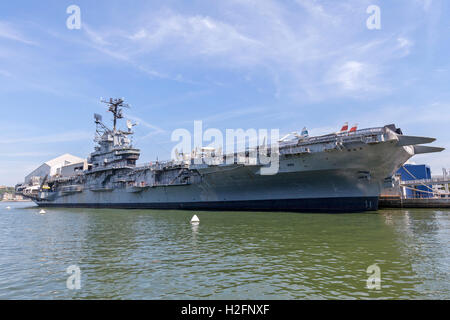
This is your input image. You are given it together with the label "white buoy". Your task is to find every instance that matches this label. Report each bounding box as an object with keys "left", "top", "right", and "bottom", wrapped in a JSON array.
[
  {"left": 190, "top": 215, "right": 200, "bottom": 225},
  {"left": 39, "top": 209, "right": 46, "bottom": 214},
  {"left": 6, "top": 206, "right": 11, "bottom": 210}
]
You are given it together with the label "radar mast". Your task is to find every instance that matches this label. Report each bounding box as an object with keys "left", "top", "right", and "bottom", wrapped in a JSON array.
[{"left": 100, "top": 98, "right": 130, "bottom": 132}]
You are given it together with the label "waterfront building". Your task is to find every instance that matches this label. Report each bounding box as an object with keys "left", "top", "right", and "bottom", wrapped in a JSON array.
[
  {"left": 397, "top": 164, "right": 433, "bottom": 198},
  {"left": 24, "top": 154, "right": 85, "bottom": 185}
]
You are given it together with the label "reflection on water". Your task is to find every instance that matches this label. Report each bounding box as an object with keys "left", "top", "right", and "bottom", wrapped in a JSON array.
[{"left": 0, "top": 202, "right": 448, "bottom": 299}]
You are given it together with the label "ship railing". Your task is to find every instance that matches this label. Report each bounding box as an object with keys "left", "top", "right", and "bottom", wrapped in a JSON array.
[
  {"left": 280, "top": 127, "right": 385, "bottom": 148},
  {"left": 115, "top": 149, "right": 140, "bottom": 155},
  {"left": 136, "top": 160, "right": 189, "bottom": 171},
  {"left": 91, "top": 146, "right": 137, "bottom": 156},
  {"left": 133, "top": 127, "right": 386, "bottom": 168},
  {"left": 401, "top": 177, "right": 450, "bottom": 186},
  {"left": 87, "top": 164, "right": 136, "bottom": 173},
  {"left": 349, "top": 127, "right": 385, "bottom": 135},
  {"left": 48, "top": 173, "right": 84, "bottom": 183}
]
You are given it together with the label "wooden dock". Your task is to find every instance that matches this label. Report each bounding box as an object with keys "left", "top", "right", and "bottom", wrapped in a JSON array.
[{"left": 379, "top": 196, "right": 450, "bottom": 209}]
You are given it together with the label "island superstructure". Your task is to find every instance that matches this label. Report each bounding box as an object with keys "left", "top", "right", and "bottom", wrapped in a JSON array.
[{"left": 17, "top": 98, "right": 444, "bottom": 212}]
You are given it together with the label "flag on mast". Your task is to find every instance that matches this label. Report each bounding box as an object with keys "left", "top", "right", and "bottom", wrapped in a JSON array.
[{"left": 349, "top": 124, "right": 358, "bottom": 133}]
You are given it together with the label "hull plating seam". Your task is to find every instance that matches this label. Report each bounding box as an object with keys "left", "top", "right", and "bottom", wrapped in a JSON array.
[{"left": 37, "top": 196, "right": 379, "bottom": 213}]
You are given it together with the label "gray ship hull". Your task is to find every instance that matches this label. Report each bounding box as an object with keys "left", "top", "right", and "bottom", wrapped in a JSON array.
[
  {"left": 38, "top": 197, "right": 379, "bottom": 212},
  {"left": 34, "top": 141, "right": 406, "bottom": 212},
  {"left": 22, "top": 109, "right": 443, "bottom": 213}
]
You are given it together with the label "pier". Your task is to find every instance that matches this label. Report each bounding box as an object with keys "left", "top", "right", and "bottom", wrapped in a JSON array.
[
  {"left": 379, "top": 196, "right": 450, "bottom": 208},
  {"left": 380, "top": 169, "right": 450, "bottom": 208}
]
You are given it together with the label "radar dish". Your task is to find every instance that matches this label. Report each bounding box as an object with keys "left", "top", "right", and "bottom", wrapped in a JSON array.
[{"left": 94, "top": 113, "right": 102, "bottom": 122}]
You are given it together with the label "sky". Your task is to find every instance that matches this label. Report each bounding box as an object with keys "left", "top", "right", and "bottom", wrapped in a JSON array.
[{"left": 0, "top": 0, "right": 449, "bottom": 185}]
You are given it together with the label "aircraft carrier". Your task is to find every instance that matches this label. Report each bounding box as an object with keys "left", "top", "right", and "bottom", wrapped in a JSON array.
[{"left": 17, "top": 98, "right": 444, "bottom": 212}]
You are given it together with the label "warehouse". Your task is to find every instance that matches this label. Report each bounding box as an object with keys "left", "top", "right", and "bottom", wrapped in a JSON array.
[{"left": 24, "top": 154, "right": 85, "bottom": 185}]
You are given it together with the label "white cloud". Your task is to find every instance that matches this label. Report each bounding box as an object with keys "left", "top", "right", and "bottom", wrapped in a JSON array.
[
  {"left": 294, "top": 0, "right": 341, "bottom": 25},
  {"left": 396, "top": 37, "right": 414, "bottom": 56},
  {"left": 125, "top": 114, "right": 167, "bottom": 136},
  {"left": 327, "top": 61, "right": 381, "bottom": 93},
  {"left": 0, "top": 152, "right": 54, "bottom": 157},
  {"left": 77, "top": 1, "right": 418, "bottom": 100},
  {"left": 0, "top": 131, "right": 91, "bottom": 145},
  {"left": 125, "top": 12, "right": 262, "bottom": 63},
  {"left": 0, "top": 21, "right": 36, "bottom": 45},
  {"left": 83, "top": 24, "right": 111, "bottom": 47},
  {"left": 193, "top": 107, "right": 266, "bottom": 124}
]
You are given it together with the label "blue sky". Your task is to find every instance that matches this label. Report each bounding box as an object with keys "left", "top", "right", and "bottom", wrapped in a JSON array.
[{"left": 0, "top": 0, "right": 449, "bottom": 185}]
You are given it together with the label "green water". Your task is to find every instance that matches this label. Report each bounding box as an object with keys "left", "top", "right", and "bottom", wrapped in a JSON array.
[{"left": 0, "top": 202, "right": 449, "bottom": 299}]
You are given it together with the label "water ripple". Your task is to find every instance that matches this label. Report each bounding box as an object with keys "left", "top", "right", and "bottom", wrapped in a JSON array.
[{"left": 0, "top": 204, "right": 449, "bottom": 299}]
